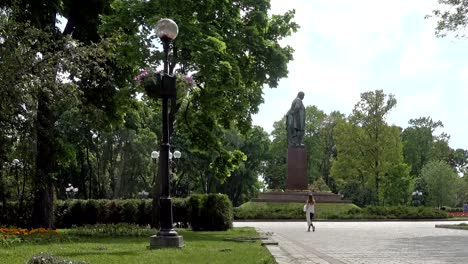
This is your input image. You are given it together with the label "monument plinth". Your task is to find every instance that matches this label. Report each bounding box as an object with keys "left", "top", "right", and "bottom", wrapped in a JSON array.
[{"left": 286, "top": 146, "right": 308, "bottom": 190}]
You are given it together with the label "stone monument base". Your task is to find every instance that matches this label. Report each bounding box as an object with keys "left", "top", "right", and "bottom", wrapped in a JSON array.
[
  {"left": 286, "top": 146, "right": 308, "bottom": 190},
  {"left": 149, "top": 235, "right": 184, "bottom": 249},
  {"left": 252, "top": 191, "right": 351, "bottom": 203}
]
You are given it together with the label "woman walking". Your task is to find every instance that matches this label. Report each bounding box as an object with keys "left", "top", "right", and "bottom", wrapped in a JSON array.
[{"left": 305, "top": 194, "right": 316, "bottom": 232}]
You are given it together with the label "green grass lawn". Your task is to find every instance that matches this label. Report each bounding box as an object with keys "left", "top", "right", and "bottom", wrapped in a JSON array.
[{"left": 0, "top": 227, "right": 275, "bottom": 264}]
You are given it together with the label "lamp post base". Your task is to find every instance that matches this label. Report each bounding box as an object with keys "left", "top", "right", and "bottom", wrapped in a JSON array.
[{"left": 149, "top": 234, "right": 184, "bottom": 249}]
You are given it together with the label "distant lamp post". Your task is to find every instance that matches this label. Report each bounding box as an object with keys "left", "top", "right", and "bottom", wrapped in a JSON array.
[
  {"left": 151, "top": 150, "right": 160, "bottom": 161},
  {"left": 138, "top": 190, "right": 149, "bottom": 199},
  {"left": 412, "top": 190, "right": 423, "bottom": 206},
  {"left": 11, "top": 159, "right": 23, "bottom": 200},
  {"left": 148, "top": 18, "right": 184, "bottom": 249},
  {"left": 65, "top": 183, "right": 78, "bottom": 199},
  {"left": 150, "top": 150, "right": 159, "bottom": 188}
]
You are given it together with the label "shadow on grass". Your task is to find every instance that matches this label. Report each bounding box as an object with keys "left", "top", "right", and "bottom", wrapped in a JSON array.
[
  {"left": 55, "top": 250, "right": 139, "bottom": 257},
  {"left": 178, "top": 227, "right": 258, "bottom": 243}
]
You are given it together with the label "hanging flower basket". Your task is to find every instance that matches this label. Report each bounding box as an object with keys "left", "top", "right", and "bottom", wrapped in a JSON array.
[{"left": 135, "top": 69, "right": 195, "bottom": 99}]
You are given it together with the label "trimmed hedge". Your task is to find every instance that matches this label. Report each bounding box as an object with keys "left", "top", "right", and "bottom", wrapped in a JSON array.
[
  {"left": 55, "top": 198, "right": 189, "bottom": 228},
  {"left": 234, "top": 202, "right": 451, "bottom": 220},
  {"left": 1, "top": 194, "right": 233, "bottom": 231},
  {"left": 188, "top": 194, "right": 233, "bottom": 231}
]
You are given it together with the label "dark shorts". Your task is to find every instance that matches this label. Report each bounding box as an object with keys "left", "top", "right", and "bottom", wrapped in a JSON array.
[{"left": 309, "top": 212, "right": 314, "bottom": 219}]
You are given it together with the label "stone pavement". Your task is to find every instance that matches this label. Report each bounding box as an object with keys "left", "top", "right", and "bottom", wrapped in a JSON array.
[{"left": 235, "top": 221, "right": 468, "bottom": 264}]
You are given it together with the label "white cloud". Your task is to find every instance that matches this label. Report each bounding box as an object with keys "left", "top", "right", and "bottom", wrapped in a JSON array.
[{"left": 255, "top": 0, "right": 468, "bottom": 150}]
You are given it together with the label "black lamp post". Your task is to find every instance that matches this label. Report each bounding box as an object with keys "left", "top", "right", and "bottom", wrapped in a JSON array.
[{"left": 148, "top": 18, "right": 184, "bottom": 249}]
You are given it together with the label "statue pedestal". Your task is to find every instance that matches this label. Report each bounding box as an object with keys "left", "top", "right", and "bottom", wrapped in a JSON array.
[{"left": 286, "top": 146, "right": 308, "bottom": 190}]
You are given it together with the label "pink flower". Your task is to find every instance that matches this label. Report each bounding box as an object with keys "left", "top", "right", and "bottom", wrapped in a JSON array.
[
  {"left": 134, "top": 69, "right": 149, "bottom": 81},
  {"left": 184, "top": 75, "right": 195, "bottom": 87}
]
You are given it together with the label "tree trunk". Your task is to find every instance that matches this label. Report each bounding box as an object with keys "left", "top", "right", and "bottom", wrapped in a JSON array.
[{"left": 31, "top": 92, "right": 56, "bottom": 228}]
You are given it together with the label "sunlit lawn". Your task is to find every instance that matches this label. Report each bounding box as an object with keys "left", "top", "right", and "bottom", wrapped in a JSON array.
[{"left": 0, "top": 227, "right": 275, "bottom": 264}]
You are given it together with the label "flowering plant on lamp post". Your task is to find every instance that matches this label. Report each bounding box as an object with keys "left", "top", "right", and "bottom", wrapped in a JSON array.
[{"left": 134, "top": 69, "right": 195, "bottom": 99}]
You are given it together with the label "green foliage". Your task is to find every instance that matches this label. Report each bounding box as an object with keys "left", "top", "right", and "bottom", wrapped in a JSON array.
[
  {"left": 234, "top": 202, "right": 449, "bottom": 220},
  {"left": 380, "top": 163, "right": 413, "bottom": 206},
  {"left": 210, "top": 150, "right": 247, "bottom": 183},
  {"left": 421, "top": 160, "right": 459, "bottom": 207},
  {"left": 54, "top": 199, "right": 185, "bottom": 228},
  {"left": 187, "top": 194, "right": 233, "bottom": 231},
  {"left": 332, "top": 90, "right": 404, "bottom": 205},
  {"left": 186, "top": 194, "right": 204, "bottom": 231},
  {"left": 265, "top": 107, "right": 344, "bottom": 191},
  {"left": 234, "top": 202, "right": 359, "bottom": 220},
  {"left": 348, "top": 206, "right": 450, "bottom": 219},
  {"left": 264, "top": 118, "right": 288, "bottom": 190},
  {"left": 401, "top": 119, "right": 436, "bottom": 177},
  {"left": 311, "top": 177, "right": 331, "bottom": 192},
  {"left": 429, "top": 0, "right": 468, "bottom": 38},
  {"left": 217, "top": 126, "right": 271, "bottom": 206}
]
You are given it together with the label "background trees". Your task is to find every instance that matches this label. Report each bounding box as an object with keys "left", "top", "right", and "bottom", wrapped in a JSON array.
[
  {"left": 421, "top": 160, "right": 459, "bottom": 208},
  {"left": 1, "top": 0, "right": 468, "bottom": 229},
  {"left": 0, "top": 0, "right": 296, "bottom": 227}
]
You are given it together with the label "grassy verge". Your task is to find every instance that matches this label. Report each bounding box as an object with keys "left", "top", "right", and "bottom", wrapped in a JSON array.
[
  {"left": 435, "top": 223, "right": 468, "bottom": 230},
  {"left": 234, "top": 202, "right": 359, "bottom": 220},
  {"left": 0, "top": 227, "right": 274, "bottom": 264}
]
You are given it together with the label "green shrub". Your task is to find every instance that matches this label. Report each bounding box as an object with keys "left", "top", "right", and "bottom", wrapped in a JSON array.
[
  {"left": 136, "top": 199, "right": 152, "bottom": 226},
  {"left": 106, "top": 200, "right": 122, "bottom": 224},
  {"left": 121, "top": 199, "right": 139, "bottom": 224},
  {"left": 172, "top": 198, "right": 189, "bottom": 228},
  {"left": 187, "top": 194, "right": 233, "bottom": 231},
  {"left": 187, "top": 194, "right": 205, "bottom": 231},
  {"left": 0, "top": 202, "right": 33, "bottom": 227},
  {"left": 82, "top": 199, "right": 99, "bottom": 225},
  {"left": 202, "top": 194, "right": 233, "bottom": 231}
]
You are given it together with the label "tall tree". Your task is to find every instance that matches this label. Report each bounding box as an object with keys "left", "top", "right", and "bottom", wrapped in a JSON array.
[
  {"left": 421, "top": 160, "right": 459, "bottom": 208},
  {"left": 1, "top": 0, "right": 134, "bottom": 227},
  {"left": 264, "top": 118, "right": 287, "bottom": 190},
  {"left": 332, "top": 90, "right": 404, "bottom": 205},
  {"left": 401, "top": 117, "right": 443, "bottom": 177},
  {"left": 100, "top": 0, "right": 298, "bottom": 180},
  {"left": 303, "top": 106, "right": 327, "bottom": 185}
]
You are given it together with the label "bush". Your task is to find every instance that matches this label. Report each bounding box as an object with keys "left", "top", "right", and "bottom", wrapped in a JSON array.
[
  {"left": 188, "top": 194, "right": 233, "bottom": 231},
  {"left": 187, "top": 194, "right": 205, "bottom": 231},
  {"left": 345, "top": 206, "right": 450, "bottom": 219},
  {"left": 121, "top": 200, "right": 139, "bottom": 224},
  {"left": 1, "top": 195, "right": 233, "bottom": 229},
  {"left": 172, "top": 198, "right": 189, "bottom": 228},
  {"left": 234, "top": 202, "right": 358, "bottom": 220},
  {"left": 0, "top": 201, "right": 33, "bottom": 227},
  {"left": 202, "top": 194, "right": 233, "bottom": 231}
]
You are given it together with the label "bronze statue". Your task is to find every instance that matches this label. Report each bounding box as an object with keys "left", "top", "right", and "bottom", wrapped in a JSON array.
[{"left": 286, "top": 92, "right": 305, "bottom": 146}]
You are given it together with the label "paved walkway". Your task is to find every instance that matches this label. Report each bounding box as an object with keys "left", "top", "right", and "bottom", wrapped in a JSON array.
[{"left": 235, "top": 221, "right": 468, "bottom": 264}]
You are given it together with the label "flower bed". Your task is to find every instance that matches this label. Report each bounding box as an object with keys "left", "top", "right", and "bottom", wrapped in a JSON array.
[
  {"left": 448, "top": 211, "right": 468, "bottom": 217},
  {"left": 0, "top": 227, "right": 60, "bottom": 246}
]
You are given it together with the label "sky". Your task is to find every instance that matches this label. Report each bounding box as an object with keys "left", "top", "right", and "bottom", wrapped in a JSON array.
[{"left": 253, "top": 0, "right": 468, "bottom": 150}]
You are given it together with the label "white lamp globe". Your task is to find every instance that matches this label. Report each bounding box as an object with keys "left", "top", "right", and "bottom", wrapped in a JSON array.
[{"left": 156, "top": 18, "right": 179, "bottom": 41}]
